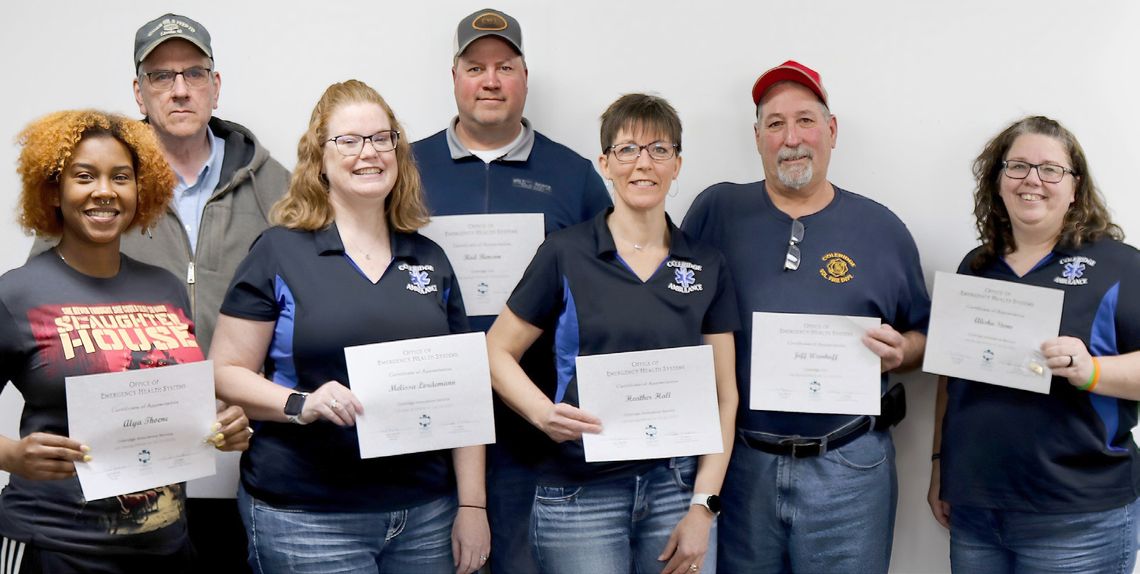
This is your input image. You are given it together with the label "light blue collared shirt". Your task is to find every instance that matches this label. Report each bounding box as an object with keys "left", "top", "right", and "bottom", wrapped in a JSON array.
[{"left": 173, "top": 127, "right": 226, "bottom": 253}]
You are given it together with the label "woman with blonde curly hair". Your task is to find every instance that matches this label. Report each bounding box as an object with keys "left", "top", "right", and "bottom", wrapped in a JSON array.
[
  {"left": 212, "top": 80, "right": 490, "bottom": 573},
  {"left": 929, "top": 116, "right": 1140, "bottom": 573},
  {"left": 0, "top": 110, "right": 250, "bottom": 573}
]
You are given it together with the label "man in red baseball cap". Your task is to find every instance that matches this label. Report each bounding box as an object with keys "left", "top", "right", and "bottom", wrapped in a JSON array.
[{"left": 682, "top": 60, "right": 930, "bottom": 573}]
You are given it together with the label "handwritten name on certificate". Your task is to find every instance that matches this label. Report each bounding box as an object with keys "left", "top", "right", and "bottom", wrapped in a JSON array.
[
  {"left": 65, "top": 361, "right": 217, "bottom": 501},
  {"left": 751, "top": 313, "right": 881, "bottom": 415},
  {"left": 923, "top": 272, "right": 1064, "bottom": 393},
  {"left": 419, "top": 214, "right": 544, "bottom": 317},
  {"left": 575, "top": 346, "right": 724, "bottom": 463},
  {"left": 345, "top": 332, "right": 495, "bottom": 459}
]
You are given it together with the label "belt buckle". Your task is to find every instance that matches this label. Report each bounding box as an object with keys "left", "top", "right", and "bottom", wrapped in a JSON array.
[{"left": 779, "top": 436, "right": 824, "bottom": 458}]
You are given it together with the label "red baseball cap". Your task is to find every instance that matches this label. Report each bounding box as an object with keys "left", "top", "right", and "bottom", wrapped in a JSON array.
[{"left": 751, "top": 60, "right": 828, "bottom": 107}]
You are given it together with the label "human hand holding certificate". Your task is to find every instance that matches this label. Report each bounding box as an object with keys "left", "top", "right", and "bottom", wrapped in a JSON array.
[
  {"left": 923, "top": 271, "right": 1064, "bottom": 393},
  {"left": 419, "top": 214, "right": 544, "bottom": 316},
  {"left": 345, "top": 332, "right": 495, "bottom": 459},
  {"left": 66, "top": 361, "right": 217, "bottom": 501},
  {"left": 575, "top": 345, "right": 723, "bottom": 463},
  {"left": 750, "top": 313, "right": 882, "bottom": 415}
]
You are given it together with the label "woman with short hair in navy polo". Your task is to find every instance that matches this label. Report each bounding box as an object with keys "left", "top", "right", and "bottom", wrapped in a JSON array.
[
  {"left": 211, "top": 80, "right": 490, "bottom": 574},
  {"left": 928, "top": 116, "right": 1140, "bottom": 573},
  {"left": 487, "top": 94, "right": 740, "bottom": 574}
]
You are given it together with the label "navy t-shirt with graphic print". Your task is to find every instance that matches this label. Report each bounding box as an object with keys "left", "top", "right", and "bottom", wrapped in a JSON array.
[
  {"left": 941, "top": 239, "right": 1140, "bottom": 513},
  {"left": 682, "top": 181, "right": 931, "bottom": 437},
  {"left": 220, "top": 225, "right": 469, "bottom": 512},
  {"left": 506, "top": 209, "right": 740, "bottom": 486}
]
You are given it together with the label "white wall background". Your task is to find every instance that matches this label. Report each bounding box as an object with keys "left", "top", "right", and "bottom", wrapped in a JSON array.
[{"left": 1, "top": 2, "right": 1137, "bottom": 572}]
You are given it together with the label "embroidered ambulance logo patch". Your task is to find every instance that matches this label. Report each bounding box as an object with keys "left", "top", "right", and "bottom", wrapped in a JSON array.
[
  {"left": 399, "top": 263, "right": 439, "bottom": 294},
  {"left": 667, "top": 260, "right": 704, "bottom": 294},
  {"left": 819, "top": 252, "right": 856, "bottom": 284},
  {"left": 1054, "top": 256, "right": 1094, "bottom": 286}
]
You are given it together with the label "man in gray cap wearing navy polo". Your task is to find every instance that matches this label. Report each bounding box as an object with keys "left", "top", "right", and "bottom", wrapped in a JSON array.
[
  {"left": 412, "top": 8, "right": 611, "bottom": 573},
  {"left": 29, "top": 13, "right": 289, "bottom": 571}
]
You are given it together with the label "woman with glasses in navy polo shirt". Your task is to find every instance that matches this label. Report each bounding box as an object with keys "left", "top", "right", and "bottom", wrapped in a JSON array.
[
  {"left": 487, "top": 94, "right": 739, "bottom": 574},
  {"left": 211, "top": 80, "right": 490, "bottom": 574},
  {"left": 928, "top": 116, "right": 1140, "bottom": 573}
]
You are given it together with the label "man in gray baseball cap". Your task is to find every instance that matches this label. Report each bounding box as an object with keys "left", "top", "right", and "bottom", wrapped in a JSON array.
[
  {"left": 32, "top": 12, "right": 289, "bottom": 572},
  {"left": 412, "top": 7, "right": 611, "bottom": 573}
]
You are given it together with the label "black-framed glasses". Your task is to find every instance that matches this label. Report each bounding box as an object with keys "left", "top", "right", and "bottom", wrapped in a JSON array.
[
  {"left": 784, "top": 219, "right": 805, "bottom": 271},
  {"left": 327, "top": 131, "right": 400, "bottom": 156},
  {"left": 1001, "top": 160, "right": 1077, "bottom": 184},
  {"left": 142, "top": 67, "right": 213, "bottom": 91},
  {"left": 605, "top": 141, "right": 679, "bottom": 163}
]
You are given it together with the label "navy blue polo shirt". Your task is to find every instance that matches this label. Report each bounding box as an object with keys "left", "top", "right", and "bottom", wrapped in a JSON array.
[
  {"left": 219, "top": 225, "right": 469, "bottom": 512},
  {"left": 682, "top": 181, "right": 930, "bottom": 437},
  {"left": 941, "top": 239, "right": 1140, "bottom": 513},
  {"left": 507, "top": 209, "right": 740, "bottom": 485}
]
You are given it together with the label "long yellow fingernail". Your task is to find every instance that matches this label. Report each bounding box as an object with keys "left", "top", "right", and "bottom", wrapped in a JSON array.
[
  {"left": 82, "top": 454, "right": 92, "bottom": 463},
  {"left": 80, "top": 444, "right": 91, "bottom": 453},
  {"left": 211, "top": 422, "right": 222, "bottom": 432},
  {"left": 214, "top": 433, "right": 225, "bottom": 443}
]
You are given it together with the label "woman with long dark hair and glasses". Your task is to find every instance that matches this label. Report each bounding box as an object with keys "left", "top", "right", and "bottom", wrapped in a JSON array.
[{"left": 929, "top": 116, "right": 1140, "bottom": 573}]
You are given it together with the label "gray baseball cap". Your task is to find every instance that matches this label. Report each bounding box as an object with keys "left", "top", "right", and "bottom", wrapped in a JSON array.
[
  {"left": 134, "top": 13, "right": 213, "bottom": 69},
  {"left": 453, "top": 8, "right": 523, "bottom": 58}
]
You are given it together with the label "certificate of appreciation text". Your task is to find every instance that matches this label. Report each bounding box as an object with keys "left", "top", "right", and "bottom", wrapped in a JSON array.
[
  {"left": 750, "top": 313, "right": 882, "bottom": 415},
  {"left": 66, "top": 361, "right": 217, "bottom": 501},
  {"left": 923, "top": 271, "right": 1064, "bottom": 393},
  {"left": 419, "top": 214, "right": 545, "bottom": 316},
  {"left": 575, "top": 345, "right": 724, "bottom": 463},
  {"left": 345, "top": 332, "right": 495, "bottom": 458}
]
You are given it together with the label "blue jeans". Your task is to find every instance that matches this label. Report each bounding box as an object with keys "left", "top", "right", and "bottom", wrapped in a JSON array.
[
  {"left": 487, "top": 441, "right": 540, "bottom": 573},
  {"left": 949, "top": 501, "right": 1139, "bottom": 574},
  {"left": 718, "top": 429, "right": 896, "bottom": 574},
  {"left": 236, "top": 484, "right": 455, "bottom": 574},
  {"left": 532, "top": 457, "right": 716, "bottom": 573}
]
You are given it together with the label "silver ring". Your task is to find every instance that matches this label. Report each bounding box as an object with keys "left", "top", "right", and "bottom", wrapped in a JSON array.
[
  {"left": 1066, "top": 355, "right": 1074, "bottom": 368},
  {"left": 479, "top": 554, "right": 487, "bottom": 562},
  {"left": 689, "top": 565, "right": 699, "bottom": 572},
  {"left": 246, "top": 426, "right": 255, "bottom": 436},
  {"left": 329, "top": 399, "right": 340, "bottom": 410}
]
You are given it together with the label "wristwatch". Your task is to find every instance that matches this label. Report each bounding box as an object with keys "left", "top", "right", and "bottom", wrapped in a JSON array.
[
  {"left": 690, "top": 493, "right": 722, "bottom": 516},
  {"left": 284, "top": 392, "right": 309, "bottom": 424}
]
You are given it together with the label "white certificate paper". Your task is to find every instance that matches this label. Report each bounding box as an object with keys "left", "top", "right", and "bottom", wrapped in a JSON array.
[
  {"left": 923, "top": 271, "right": 1064, "bottom": 393},
  {"left": 419, "top": 214, "right": 545, "bottom": 316},
  {"left": 66, "top": 361, "right": 217, "bottom": 501},
  {"left": 750, "top": 313, "right": 882, "bottom": 415},
  {"left": 345, "top": 332, "right": 495, "bottom": 458},
  {"left": 575, "top": 346, "right": 724, "bottom": 462}
]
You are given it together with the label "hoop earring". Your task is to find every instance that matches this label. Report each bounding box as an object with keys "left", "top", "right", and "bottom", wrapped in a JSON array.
[{"left": 668, "top": 176, "right": 679, "bottom": 198}]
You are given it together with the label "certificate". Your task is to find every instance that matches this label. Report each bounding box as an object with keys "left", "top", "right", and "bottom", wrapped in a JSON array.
[
  {"left": 923, "top": 271, "right": 1064, "bottom": 393},
  {"left": 750, "top": 313, "right": 882, "bottom": 415},
  {"left": 345, "top": 332, "right": 495, "bottom": 458},
  {"left": 66, "top": 361, "right": 217, "bottom": 501},
  {"left": 575, "top": 345, "right": 724, "bottom": 463},
  {"left": 419, "top": 214, "right": 545, "bottom": 316}
]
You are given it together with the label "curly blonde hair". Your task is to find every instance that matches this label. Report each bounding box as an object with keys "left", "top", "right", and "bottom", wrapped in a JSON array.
[
  {"left": 970, "top": 116, "right": 1123, "bottom": 270},
  {"left": 16, "top": 110, "right": 174, "bottom": 237},
  {"left": 271, "top": 79, "right": 428, "bottom": 231}
]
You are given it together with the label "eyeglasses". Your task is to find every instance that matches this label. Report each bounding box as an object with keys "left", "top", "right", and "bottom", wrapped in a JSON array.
[
  {"left": 327, "top": 131, "right": 400, "bottom": 156},
  {"left": 1001, "top": 160, "right": 1077, "bottom": 184},
  {"left": 142, "top": 67, "right": 213, "bottom": 91},
  {"left": 784, "top": 219, "right": 805, "bottom": 271},
  {"left": 605, "top": 141, "right": 679, "bottom": 163}
]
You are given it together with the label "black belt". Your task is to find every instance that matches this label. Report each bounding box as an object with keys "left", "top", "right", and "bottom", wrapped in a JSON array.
[{"left": 738, "top": 416, "right": 874, "bottom": 458}]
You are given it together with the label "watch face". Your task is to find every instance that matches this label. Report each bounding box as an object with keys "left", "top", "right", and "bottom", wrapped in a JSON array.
[
  {"left": 284, "top": 393, "right": 307, "bottom": 416},
  {"left": 706, "top": 494, "right": 722, "bottom": 514}
]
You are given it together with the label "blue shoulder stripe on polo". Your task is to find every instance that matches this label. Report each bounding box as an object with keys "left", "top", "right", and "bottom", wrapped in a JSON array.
[
  {"left": 554, "top": 276, "right": 580, "bottom": 404},
  {"left": 1088, "top": 282, "right": 1122, "bottom": 452},
  {"left": 270, "top": 275, "right": 299, "bottom": 389}
]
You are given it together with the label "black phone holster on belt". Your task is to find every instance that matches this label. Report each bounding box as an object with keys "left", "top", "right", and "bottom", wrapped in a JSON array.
[{"left": 873, "top": 384, "right": 906, "bottom": 431}]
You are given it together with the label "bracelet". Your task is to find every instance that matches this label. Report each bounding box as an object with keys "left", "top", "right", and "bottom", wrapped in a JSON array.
[
  {"left": 930, "top": 453, "right": 941, "bottom": 461},
  {"left": 458, "top": 504, "right": 486, "bottom": 510},
  {"left": 1079, "top": 357, "right": 1101, "bottom": 392}
]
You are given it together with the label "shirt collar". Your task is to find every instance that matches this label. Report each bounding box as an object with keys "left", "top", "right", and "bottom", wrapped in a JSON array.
[
  {"left": 314, "top": 222, "right": 416, "bottom": 260},
  {"left": 177, "top": 126, "right": 223, "bottom": 188},
  {"left": 591, "top": 208, "right": 695, "bottom": 260},
  {"left": 445, "top": 117, "right": 535, "bottom": 161}
]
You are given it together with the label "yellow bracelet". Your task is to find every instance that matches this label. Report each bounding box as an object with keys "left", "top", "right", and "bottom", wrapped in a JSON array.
[{"left": 1079, "top": 357, "right": 1100, "bottom": 392}]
